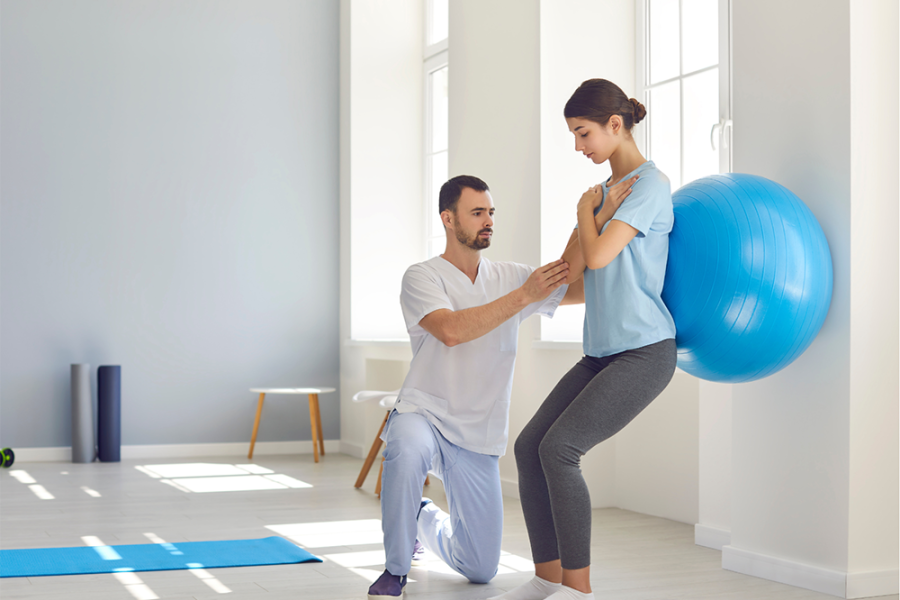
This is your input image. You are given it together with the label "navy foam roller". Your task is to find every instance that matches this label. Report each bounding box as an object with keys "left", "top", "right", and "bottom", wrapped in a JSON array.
[
  {"left": 70, "top": 364, "right": 95, "bottom": 463},
  {"left": 97, "top": 366, "right": 121, "bottom": 462}
]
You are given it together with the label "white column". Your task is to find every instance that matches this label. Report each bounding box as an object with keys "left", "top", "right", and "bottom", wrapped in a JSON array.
[{"left": 727, "top": 1, "right": 898, "bottom": 597}]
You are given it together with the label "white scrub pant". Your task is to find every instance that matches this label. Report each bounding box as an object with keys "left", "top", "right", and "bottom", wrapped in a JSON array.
[{"left": 380, "top": 411, "right": 503, "bottom": 583}]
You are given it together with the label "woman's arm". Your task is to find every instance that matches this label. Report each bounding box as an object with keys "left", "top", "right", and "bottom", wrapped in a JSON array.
[
  {"left": 577, "top": 176, "right": 640, "bottom": 270},
  {"left": 560, "top": 275, "right": 584, "bottom": 305},
  {"left": 561, "top": 229, "right": 586, "bottom": 284}
]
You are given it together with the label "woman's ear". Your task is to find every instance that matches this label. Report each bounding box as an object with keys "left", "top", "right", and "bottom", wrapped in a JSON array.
[{"left": 609, "top": 115, "right": 623, "bottom": 135}]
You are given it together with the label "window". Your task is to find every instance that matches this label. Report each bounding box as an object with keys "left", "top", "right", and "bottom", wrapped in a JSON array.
[
  {"left": 636, "top": 0, "right": 732, "bottom": 188},
  {"left": 424, "top": 0, "right": 449, "bottom": 259},
  {"left": 539, "top": 0, "right": 730, "bottom": 343}
]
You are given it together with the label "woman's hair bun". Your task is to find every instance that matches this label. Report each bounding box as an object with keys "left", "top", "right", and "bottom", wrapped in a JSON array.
[{"left": 629, "top": 98, "right": 647, "bottom": 125}]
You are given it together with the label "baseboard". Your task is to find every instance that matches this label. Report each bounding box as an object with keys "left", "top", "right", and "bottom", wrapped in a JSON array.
[
  {"left": 695, "top": 523, "right": 731, "bottom": 551},
  {"left": 500, "top": 477, "right": 520, "bottom": 499},
  {"left": 846, "top": 570, "right": 899, "bottom": 599},
  {"left": 722, "top": 545, "right": 847, "bottom": 597},
  {"left": 14, "top": 441, "right": 342, "bottom": 463},
  {"left": 340, "top": 440, "right": 365, "bottom": 459}
]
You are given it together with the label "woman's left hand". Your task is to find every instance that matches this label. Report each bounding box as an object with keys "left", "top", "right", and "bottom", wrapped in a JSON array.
[{"left": 577, "top": 185, "right": 603, "bottom": 212}]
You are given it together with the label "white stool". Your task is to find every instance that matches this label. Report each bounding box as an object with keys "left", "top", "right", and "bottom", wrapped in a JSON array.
[{"left": 248, "top": 387, "right": 336, "bottom": 463}]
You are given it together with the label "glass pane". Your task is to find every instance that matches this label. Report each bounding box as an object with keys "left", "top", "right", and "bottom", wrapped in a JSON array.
[
  {"left": 682, "top": 68, "right": 719, "bottom": 184},
  {"left": 430, "top": 151, "right": 448, "bottom": 237},
  {"left": 649, "top": 0, "right": 680, "bottom": 84},
  {"left": 429, "top": 0, "right": 448, "bottom": 45},
  {"left": 647, "top": 80, "right": 681, "bottom": 190},
  {"left": 431, "top": 66, "right": 449, "bottom": 152},
  {"left": 682, "top": 0, "right": 718, "bottom": 74}
]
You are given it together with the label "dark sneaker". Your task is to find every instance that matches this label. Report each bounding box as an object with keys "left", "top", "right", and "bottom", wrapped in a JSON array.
[
  {"left": 367, "top": 569, "right": 407, "bottom": 599},
  {"left": 411, "top": 539, "right": 426, "bottom": 565}
]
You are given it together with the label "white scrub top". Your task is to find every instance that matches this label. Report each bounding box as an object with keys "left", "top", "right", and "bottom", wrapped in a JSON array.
[{"left": 397, "top": 255, "right": 566, "bottom": 456}]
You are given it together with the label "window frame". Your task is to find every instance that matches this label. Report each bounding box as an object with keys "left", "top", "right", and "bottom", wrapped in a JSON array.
[
  {"left": 423, "top": 1, "right": 448, "bottom": 259},
  {"left": 634, "top": 0, "right": 732, "bottom": 183}
]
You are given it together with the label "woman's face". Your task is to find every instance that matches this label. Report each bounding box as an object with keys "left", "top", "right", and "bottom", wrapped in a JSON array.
[{"left": 566, "top": 117, "right": 619, "bottom": 165}]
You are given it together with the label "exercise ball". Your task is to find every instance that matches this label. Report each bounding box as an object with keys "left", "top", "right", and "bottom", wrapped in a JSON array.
[{"left": 662, "top": 173, "right": 833, "bottom": 383}]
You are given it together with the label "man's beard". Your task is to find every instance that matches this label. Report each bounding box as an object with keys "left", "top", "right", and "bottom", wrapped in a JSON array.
[{"left": 455, "top": 227, "right": 491, "bottom": 250}]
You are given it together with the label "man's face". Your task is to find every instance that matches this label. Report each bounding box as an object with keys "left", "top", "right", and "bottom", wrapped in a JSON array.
[{"left": 444, "top": 187, "right": 494, "bottom": 250}]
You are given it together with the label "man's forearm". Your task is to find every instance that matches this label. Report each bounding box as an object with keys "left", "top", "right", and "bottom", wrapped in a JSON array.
[{"left": 432, "top": 288, "right": 530, "bottom": 347}]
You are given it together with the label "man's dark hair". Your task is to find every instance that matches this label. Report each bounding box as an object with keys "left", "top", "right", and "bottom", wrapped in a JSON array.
[{"left": 438, "top": 175, "right": 490, "bottom": 214}]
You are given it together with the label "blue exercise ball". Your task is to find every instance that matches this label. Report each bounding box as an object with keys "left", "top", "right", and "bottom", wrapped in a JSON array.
[{"left": 662, "top": 173, "right": 833, "bottom": 383}]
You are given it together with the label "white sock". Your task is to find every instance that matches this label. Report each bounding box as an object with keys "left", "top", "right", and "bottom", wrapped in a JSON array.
[
  {"left": 543, "top": 585, "right": 594, "bottom": 600},
  {"left": 486, "top": 576, "right": 562, "bottom": 600}
]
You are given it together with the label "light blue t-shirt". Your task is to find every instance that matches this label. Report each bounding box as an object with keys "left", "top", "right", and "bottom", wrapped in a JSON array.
[{"left": 582, "top": 160, "right": 676, "bottom": 357}]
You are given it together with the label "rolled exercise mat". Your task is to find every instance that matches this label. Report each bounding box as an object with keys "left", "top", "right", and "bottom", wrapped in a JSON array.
[
  {"left": 70, "top": 364, "right": 94, "bottom": 463},
  {"left": 97, "top": 365, "right": 121, "bottom": 462}
]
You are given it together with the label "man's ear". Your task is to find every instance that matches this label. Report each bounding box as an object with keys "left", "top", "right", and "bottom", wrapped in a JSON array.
[{"left": 441, "top": 210, "right": 453, "bottom": 229}]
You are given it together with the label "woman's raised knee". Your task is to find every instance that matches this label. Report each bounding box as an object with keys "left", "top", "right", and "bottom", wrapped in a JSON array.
[
  {"left": 538, "top": 434, "right": 580, "bottom": 468},
  {"left": 514, "top": 428, "right": 541, "bottom": 469}
]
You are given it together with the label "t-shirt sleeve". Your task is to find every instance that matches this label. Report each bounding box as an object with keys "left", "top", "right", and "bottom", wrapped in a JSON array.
[
  {"left": 513, "top": 263, "right": 569, "bottom": 320},
  {"left": 609, "top": 175, "right": 670, "bottom": 236},
  {"left": 400, "top": 264, "right": 454, "bottom": 333}
]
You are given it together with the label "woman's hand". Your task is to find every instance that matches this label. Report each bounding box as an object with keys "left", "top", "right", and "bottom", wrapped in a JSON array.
[
  {"left": 577, "top": 185, "right": 604, "bottom": 213},
  {"left": 596, "top": 175, "right": 639, "bottom": 223}
]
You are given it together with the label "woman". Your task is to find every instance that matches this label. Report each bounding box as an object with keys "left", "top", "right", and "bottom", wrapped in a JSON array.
[{"left": 491, "top": 79, "right": 677, "bottom": 600}]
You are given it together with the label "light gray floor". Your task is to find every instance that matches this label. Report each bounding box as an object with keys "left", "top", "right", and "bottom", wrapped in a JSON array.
[{"left": 1, "top": 453, "right": 893, "bottom": 600}]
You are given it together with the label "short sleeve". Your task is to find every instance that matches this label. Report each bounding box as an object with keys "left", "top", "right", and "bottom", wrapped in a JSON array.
[
  {"left": 609, "top": 176, "right": 670, "bottom": 236},
  {"left": 400, "top": 264, "right": 454, "bottom": 333},
  {"left": 511, "top": 262, "right": 568, "bottom": 321},
  {"left": 521, "top": 283, "right": 568, "bottom": 320}
]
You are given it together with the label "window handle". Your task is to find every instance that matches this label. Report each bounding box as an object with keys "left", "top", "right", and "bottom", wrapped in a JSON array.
[{"left": 711, "top": 119, "right": 733, "bottom": 151}]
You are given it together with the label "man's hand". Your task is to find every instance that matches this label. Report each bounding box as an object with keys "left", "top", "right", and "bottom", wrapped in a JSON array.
[{"left": 520, "top": 259, "right": 569, "bottom": 304}]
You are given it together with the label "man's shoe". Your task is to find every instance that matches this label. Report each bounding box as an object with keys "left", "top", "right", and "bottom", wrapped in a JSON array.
[
  {"left": 367, "top": 569, "right": 407, "bottom": 599},
  {"left": 411, "top": 539, "right": 426, "bottom": 565}
]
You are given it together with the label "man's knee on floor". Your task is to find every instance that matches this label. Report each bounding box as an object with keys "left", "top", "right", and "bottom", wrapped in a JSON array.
[{"left": 463, "top": 560, "right": 498, "bottom": 584}]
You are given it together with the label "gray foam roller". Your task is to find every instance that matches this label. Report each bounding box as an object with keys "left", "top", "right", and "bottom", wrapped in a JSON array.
[{"left": 71, "top": 364, "right": 95, "bottom": 463}]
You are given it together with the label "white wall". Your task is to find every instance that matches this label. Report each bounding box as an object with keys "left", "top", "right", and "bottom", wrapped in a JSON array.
[
  {"left": 726, "top": 0, "right": 898, "bottom": 596},
  {"left": 847, "top": 0, "right": 899, "bottom": 591},
  {"left": 0, "top": 0, "right": 341, "bottom": 448},
  {"left": 696, "top": 380, "right": 733, "bottom": 549}
]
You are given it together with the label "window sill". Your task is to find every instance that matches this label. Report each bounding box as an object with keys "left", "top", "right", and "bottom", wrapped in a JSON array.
[
  {"left": 531, "top": 340, "right": 583, "bottom": 351},
  {"left": 344, "top": 339, "right": 410, "bottom": 348}
]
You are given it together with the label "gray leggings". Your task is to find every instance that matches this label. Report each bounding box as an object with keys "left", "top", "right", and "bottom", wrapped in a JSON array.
[{"left": 514, "top": 338, "right": 676, "bottom": 570}]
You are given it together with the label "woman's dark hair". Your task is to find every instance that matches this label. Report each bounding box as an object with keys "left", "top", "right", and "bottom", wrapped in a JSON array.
[
  {"left": 439, "top": 175, "right": 490, "bottom": 214},
  {"left": 564, "top": 78, "right": 647, "bottom": 131}
]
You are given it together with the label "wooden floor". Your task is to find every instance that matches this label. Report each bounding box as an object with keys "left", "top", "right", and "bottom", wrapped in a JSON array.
[{"left": 1, "top": 453, "right": 892, "bottom": 600}]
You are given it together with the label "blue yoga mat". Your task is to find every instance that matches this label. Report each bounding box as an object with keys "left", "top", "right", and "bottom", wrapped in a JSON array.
[{"left": 0, "top": 536, "right": 321, "bottom": 578}]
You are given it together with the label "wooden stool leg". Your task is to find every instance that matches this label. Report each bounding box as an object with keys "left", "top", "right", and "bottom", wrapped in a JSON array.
[
  {"left": 248, "top": 393, "right": 266, "bottom": 459},
  {"left": 312, "top": 393, "right": 325, "bottom": 456},
  {"left": 375, "top": 457, "right": 384, "bottom": 497},
  {"left": 425, "top": 475, "right": 430, "bottom": 486},
  {"left": 308, "top": 394, "right": 320, "bottom": 463},
  {"left": 355, "top": 412, "right": 389, "bottom": 488}
]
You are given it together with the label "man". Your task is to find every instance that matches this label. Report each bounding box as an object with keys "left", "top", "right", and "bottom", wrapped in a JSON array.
[{"left": 367, "top": 175, "right": 584, "bottom": 599}]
